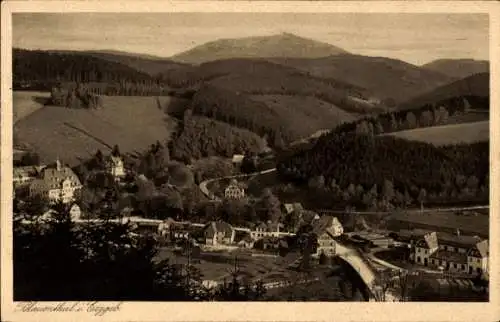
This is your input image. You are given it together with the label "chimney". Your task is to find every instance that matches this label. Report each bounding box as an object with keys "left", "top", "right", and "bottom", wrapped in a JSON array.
[
  {"left": 56, "top": 158, "right": 62, "bottom": 171},
  {"left": 456, "top": 229, "right": 460, "bottom": 237}
]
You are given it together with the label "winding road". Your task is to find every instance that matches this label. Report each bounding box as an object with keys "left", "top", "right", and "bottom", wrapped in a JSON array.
[{"left": 199, "top": 167, "right": 277, "bottom": 200}]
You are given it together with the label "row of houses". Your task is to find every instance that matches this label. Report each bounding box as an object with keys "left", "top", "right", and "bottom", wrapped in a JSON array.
[
  {"left": 393, "top": 229, "right": 489, "bottom": 276},
  {"left": 14, "top": 155, "right": 126, "bottom": 204},
  {"left": 157, "top": 212, "right": 344, "bottom": 254}
]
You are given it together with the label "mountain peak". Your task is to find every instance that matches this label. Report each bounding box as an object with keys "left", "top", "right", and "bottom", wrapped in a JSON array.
[{"left": 170, "top": 33, "right": 348, "bottom": 64}]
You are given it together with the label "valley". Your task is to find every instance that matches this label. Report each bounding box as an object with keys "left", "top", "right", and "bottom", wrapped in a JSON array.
[{"left": 12, "top": 27, "right": 490, "bottom": 304}]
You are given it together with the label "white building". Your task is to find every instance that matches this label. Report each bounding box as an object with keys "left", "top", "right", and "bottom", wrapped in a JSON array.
[
  {"left": 231, "top": 154, "right": 245, "bottom": 165},
  {"left": 13, "top": 165, "right": 47, "bottom": 189},
  {"left": 410, "top": 231, "right": 489, "bottom": 275},
  {"left": 29, "top": 159, "right": 82, "bottom": 204},
  {"left": 312, "top": 215, "right": 344, "bottom": 257},
  {"left": 250, "top": 221, "right": 285, "bottom": 240},
  {"left": 105, "top": 155, "right": 126, "bottom": 180},
  {"left": 224, "top": 179, "right": 245, "bottom": 200}
]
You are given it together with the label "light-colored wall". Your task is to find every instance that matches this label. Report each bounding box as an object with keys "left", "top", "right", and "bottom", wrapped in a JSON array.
[{"left": 468, "top": 256, "right": 488, "bottom": 274}]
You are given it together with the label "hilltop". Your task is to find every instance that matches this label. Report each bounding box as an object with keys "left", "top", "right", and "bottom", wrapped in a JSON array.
[
  {"left": 14, "top": 95, "right": 174, "bottom": 166},
  {"left": 169, "top": 33, "right": 349, "bottom": 65},
  {"left": 422, "top": 59, "right": 489, "bottom": 79},
  {"left": 268, "top": 55, "right": 453, "bottom": 103}
]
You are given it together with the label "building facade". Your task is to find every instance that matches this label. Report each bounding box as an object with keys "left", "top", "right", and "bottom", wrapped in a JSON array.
[
  {"left": 13, "top": 166, "right": 45, "bottom": 189},
  {"left": 224, "top": 179, "right": 245, "bottom": 200},
  {"left": 312, "top": 215, "right": 343, "bottom": 257},
  {"left": 410, "top": 231, "right": 489, "bottom": 275},
  {"left": 105, "top": 155, "right": 126, "bottom": 180},
  {"left": 204, "top": 221, "right": 236, "bottom": 246},
  {"left": 29, "top": 159, "right": 82, "bottom": 204}
]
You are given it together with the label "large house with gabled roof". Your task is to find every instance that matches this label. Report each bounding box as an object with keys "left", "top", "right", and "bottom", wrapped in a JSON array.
[
  {"left": 312, "top": 215, "right": 343, "bottom": 257},
  {"left": 29, "top": 159, "right": 82, "bottom": 204},
  {"left": 203, "top": 221, "right": 236, "bottom": 246},
  {"left": 403, "top": 230, "right": 489, "bottom": 275}
]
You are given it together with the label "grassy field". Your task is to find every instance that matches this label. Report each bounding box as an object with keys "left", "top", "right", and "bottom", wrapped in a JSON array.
[
  {"left": 250, "top": 94, "right": 357, "bottom": 139},
  {"left": 155, "top": 247, "right": 300, "bottom": 282},
  {"left": 384, "top": 121, "right": 489, "bottom": 146},
  {"left": 13, "top": 91, "right": 51, "bottom": 124},
  {"left": 14, "top": 94, "right": 175, "bottom": 166}
]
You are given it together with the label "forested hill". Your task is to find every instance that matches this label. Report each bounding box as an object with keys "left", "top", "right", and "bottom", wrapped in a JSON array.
[
  {"left": 278, "top": 133, "right": 489, "bottom": 206},
  {"left": 13, "top": 48, "right": 157, "bottom": 90},
  {"left": 399, "top": 73, "right": 489, "bottom": 111},
  {"left": 268, "top": 54, "right": 452, "bottom": 104}
]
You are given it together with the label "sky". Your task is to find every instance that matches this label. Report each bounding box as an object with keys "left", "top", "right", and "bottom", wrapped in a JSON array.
[{"left": 13, "top": 13, "right": 489, "bottom": 65}]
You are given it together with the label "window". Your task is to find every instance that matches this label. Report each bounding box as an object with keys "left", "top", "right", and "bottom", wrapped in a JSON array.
[
  {"left": 453, "top": 263, "right": 457, "bottom": 268},
  {"left": 424, "top": 249, "right": 427, "bottom": 254}
]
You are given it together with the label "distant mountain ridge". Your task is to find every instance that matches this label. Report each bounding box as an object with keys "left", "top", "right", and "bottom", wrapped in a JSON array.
[
  {"left": 268, "top": 54, "right": 453, "bottom": 103},
  {"left": 422, "top": 59, "right": 489, "bottom": 79},
  {"left": 169, "top": 33, "right": 349, "bottom": 65}
]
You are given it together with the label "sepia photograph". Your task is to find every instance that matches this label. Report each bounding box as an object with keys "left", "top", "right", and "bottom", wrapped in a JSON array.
[{"left": 1, "top": 1, "right": 498, "bottom": 321}]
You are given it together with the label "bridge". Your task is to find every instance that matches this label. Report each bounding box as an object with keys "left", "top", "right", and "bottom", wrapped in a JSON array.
[
  {"left": 335, "top": 242, "right": 380, "bottom": 301},
  {"left": 334, "top": 241, "right": 404, "bottom": 301}
]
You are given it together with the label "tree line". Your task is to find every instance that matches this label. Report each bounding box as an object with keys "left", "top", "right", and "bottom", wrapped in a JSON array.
[
  {"left": 333, "top": 95, "right": 488, "bottom": 137},
  {"left": 14, "top": 49, "right": 173, "bottom": 95}
]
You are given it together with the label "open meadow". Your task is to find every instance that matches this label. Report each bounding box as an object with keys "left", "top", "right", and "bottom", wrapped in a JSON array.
[
  {"left": 155, "top": 247, "right": 300, "bottom": 283},
  {"left": 14, "top": 93, "right": 176, "bottom": 166},
  {"left": 384, "top": 121, "right": 489, "bottom": 146},
  {"left": 13, "top": 91, "right": 51, "bottom": 124}
]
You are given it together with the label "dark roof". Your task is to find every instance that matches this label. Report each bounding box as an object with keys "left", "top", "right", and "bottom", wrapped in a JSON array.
[
  {"left": 389, "top": 211, "right": 488, "bottom": 237},
  {"left": 429, "top": 250, "right": 468, "bottom": 264},
  {"left": 205, "top": 221, "right": 234, "bottom": 237}
]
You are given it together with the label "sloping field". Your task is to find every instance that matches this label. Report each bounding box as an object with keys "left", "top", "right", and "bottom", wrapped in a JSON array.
[
  {"left": 13, "top": 91, "right": 50, "bottom": 123},
  {"left": 14, "top": 96, "right": 174, "bottom": 166},
  {"left": 385, "top": 121, "right": 489, "bottom": 146},
  {"left": 250, "top": 94, "right": 358, "bottom": 139}
]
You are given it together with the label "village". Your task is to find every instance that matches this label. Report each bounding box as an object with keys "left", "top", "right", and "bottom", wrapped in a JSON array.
[{"left": 13, "top": 147, "right": 490, "bottom": 299}]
